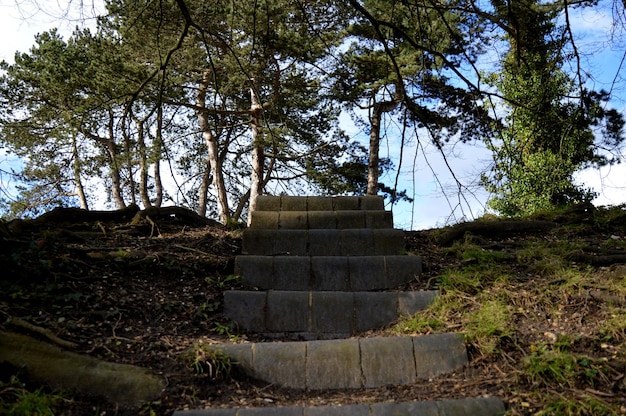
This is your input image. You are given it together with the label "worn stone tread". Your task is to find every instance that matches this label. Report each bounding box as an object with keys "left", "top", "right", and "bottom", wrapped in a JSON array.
[
  {"left": 236, "top": 255, "right": 422, "bottom": 291},
  {"left": 249, "top": 210, "right": 393, "bottom": 230},
  {"left": 255, "top": 195, "right": 385, "bottom": 212},
  {"left": 172, "top": 396, "right": 506, "bottom": 415},
  {"left": 223, "top": 290, "right": 438, "bottom": 337},
  {"left": 241, "top": 229, "right": 406, "bottom": 256},
  {"left": 208, "top": 334, "right": 467, "bottom": 390}
]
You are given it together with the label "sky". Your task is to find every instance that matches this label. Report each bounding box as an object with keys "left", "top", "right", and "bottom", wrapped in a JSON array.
[{"left": 0, "top": 0, "right": 624, "bottom": 229}]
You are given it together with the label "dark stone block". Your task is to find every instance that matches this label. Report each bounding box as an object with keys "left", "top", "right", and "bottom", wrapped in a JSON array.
[
  {"left": 279, "top": 212, "right": 308, "bottom": 229},
  {"left": 306, "top": 339, "right": 361, "bottom": 389},
  {"left": 309, "top": 230, "right": 341, "bottom": 255},
  {"left": 310, "top": 257, "right": 349, "bottom": 290},
  {"left": 349, "top": 256, "right": 386, "bottom": 291},
  {"left": 385, "top": 255, "right": 422, "bottom": 288},
  {"left": 280, "top": 196, "right": 308, "bottom": 211},
  {"left": 223, "top": 291, "right": 266, "bottom": 332},
  {"left": 237, "top": 256, "right": 274, "bottom": 289},
  {"left": 310, "top": 292, "right": 354, "bottom": 334},
  {"left": 266, "top": 291, "right": 310, "bottom": 332},
  {"left": 354, "top": 292, "right": 398, "bottom": 332},
  {"left": 242, "top": 229, "right": 276, "bottom": 255},
  {"left": 273, "top": 230, "right": 309, "bottom": 256},
  {"left": 273, "top": 257, "right": 311, "bottom": 290},
  {"left": 413, "top": 333, "right": 468, "bottom": 379}
]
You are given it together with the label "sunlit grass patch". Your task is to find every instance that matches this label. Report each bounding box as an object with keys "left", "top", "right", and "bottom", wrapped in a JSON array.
[
  {"left": 516, "top": 240, "right": 570, "bottom": 275},
  {"left": 446, "top": 235, "right": 510, "bottom": 263},
  {"left": 601, "top": 266, "right": 626, "bottom": 296},
  {"left": 463, "top": 299, "right": 513, "bottom": 355},
  {"left": 392, "top": 293, "right": 463, "bottom": 335},
  {"left": 523, "top": 344, "right": 579, "bottom": 387},
  {"left": 551, "top": 268, "right": 595, "bottom": 295},
  {"left": 460, "top": 246, "right": 510, "bottom": 264},
  {"left": 393, "top": 291, "right": 513, "bottom": 356},
  {"left": 602, "top": 236, "right": 626, "bottom": 250},
  {"left": 438, "top": 270, "right": 483, "bottom": 294},
  {"left": 593, "top": 204, "right": 626, "bottom": 231}
]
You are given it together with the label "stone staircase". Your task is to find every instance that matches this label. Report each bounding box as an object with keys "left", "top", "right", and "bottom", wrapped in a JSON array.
[{"left": 174, "top": 196, "right": 505, "bottom": 415}]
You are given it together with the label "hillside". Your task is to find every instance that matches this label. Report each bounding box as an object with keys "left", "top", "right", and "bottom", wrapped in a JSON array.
[{"left": 1, "top": 204, "right": 625, "bottom": 415}]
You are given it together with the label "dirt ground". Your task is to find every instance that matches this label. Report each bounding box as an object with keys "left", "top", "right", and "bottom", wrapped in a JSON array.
[{"left": 1, "top": 205, "right": 625, "bottom": 415}]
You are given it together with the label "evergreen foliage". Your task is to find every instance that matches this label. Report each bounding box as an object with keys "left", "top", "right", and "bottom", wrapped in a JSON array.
[
  {"left": 0, "top": 0, "right": 624, "bottom": 221},
  {"left": 482, "top": 0, "right": 625, "bottom": 217}
]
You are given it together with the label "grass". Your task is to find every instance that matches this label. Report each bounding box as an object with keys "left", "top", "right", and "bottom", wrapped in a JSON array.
[
  {"left": 536, "top": 395, "right": 615, "bottom": 416},
  {"left": 394, "top": 207, "right": 626, "bottom": 414},
  {"left": 0, "top": 377, "right": 65, "bottom": 416},
  {"left": 600, "top": 306, "right": 626, "bottom": 341},
  {"left": 463, "top": 299, "right": 513, "bottom": 355},
  {"left": 180, "top": 342, "right": 234, "bottom": 380},
  {"left": 393, "top": 294, "right": 453, "bottom": 334},
  {"left": 521, "top": 335, "right": 608, "bottom": 388}
]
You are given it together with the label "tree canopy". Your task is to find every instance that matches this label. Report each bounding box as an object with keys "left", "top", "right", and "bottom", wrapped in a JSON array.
[{"left": 0, "top": 0, "right": 624, "bottom": 223}]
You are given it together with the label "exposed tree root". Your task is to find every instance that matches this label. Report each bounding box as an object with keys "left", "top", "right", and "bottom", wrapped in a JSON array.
[
  {"left": 434, "top": 220, "right": 556, "bottom": 246},
  {"left": 0, "top": 330, "right": 165, "bottom": 407},
  {"left": 2, "top": 312, "right": 78, "bottom": 350}
]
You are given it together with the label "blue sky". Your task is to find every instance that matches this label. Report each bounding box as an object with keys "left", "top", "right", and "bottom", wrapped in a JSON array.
[{"left": 0, "top": 0, "right": 624, "bottom": 229}]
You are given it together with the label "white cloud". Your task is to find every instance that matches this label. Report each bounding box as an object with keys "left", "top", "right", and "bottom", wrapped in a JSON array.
[
  {"left": 576, "top": 163, "right": 626, "bottom": 207},
  {"left": 0, "top": 1, "right": 103, "bottom": 63}
]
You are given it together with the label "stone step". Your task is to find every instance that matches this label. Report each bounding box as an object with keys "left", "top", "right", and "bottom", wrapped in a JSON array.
[
  {"left": 173, "top": 396, "right": 506, "bottom": 415},
  {"left": 224, "top": 290, "right": 437, "bottom": 338},
  {"left": 200, "top": 334, "right": 468, "bottom": 390},
  {"left": 236, "top": 255, "right": 421, "bottom": 291},
  {"left": 242, "top": 229, "right": 406, "bottom": 256},
  {"left": 249, "top": 210, "right": 393, "bottom": 230},
  {"left": 256, "top": 195, "right": 385, "bottom": 212}
]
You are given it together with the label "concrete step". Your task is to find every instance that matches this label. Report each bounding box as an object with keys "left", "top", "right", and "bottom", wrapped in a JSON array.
[
  {"left": 173, "top": 396, "right": 506, "bottom": 415},
  {"left": 200, "top": 334, "right": 468, "bottom": 390},
  {"left": 242, "top": 229, "right": 406, "bottom": 256},
  {"left": 249, "top": 210, "right": 393, "bottom": 230},
  {"left": 236, "top": 255, "right": 421, "bottom": 291},
  {"left": 224, "top": 290, "right": 437, "bottom": 338},
  {"left": 256, "top": 195, "right": 385, "bottom": 212}
]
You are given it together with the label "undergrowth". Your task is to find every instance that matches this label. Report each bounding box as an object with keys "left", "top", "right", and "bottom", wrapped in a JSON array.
[
  {"left": 393, "top": 206, "right": 626, "bottom": 415},
  {"left": 180, "top": 342, "right": 234, "bottom": 380},
  {"left": 0, "top": 376, "right": 65, "bottom": 416}
]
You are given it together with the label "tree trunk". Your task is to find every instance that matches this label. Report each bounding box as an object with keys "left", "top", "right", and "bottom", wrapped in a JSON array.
[
  {"left": 367, "top": 94, "right": 402, "bottom": 195},
  {"left": 153, "top": 160, "right": 163, "bottom": 207},
  {"left": 197, "top": 158, "right": 212, "bottom": 218},
  {"left": 71, "top": 133, "right": 89, "bottom": 210},
  {"left": 197, "top": 70, "right": 230, "bottom": 223},
  {"left": 107, "top": 111, "right": 126, "bottom": 209},
  {"left": 134, "top": 116, "right": 152, "bottom": 208},
  {"left": 122, "top": 123, "right": 137, "bottom": 206},
  {"left": 153, "top": 104, "right": 164, "bottom": 207},
  {"left": 248, "top": 85, "right": 264, "bottom": 226},
  {"left": 367, "top": 104, "right": 383, "bottom": 195}
]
